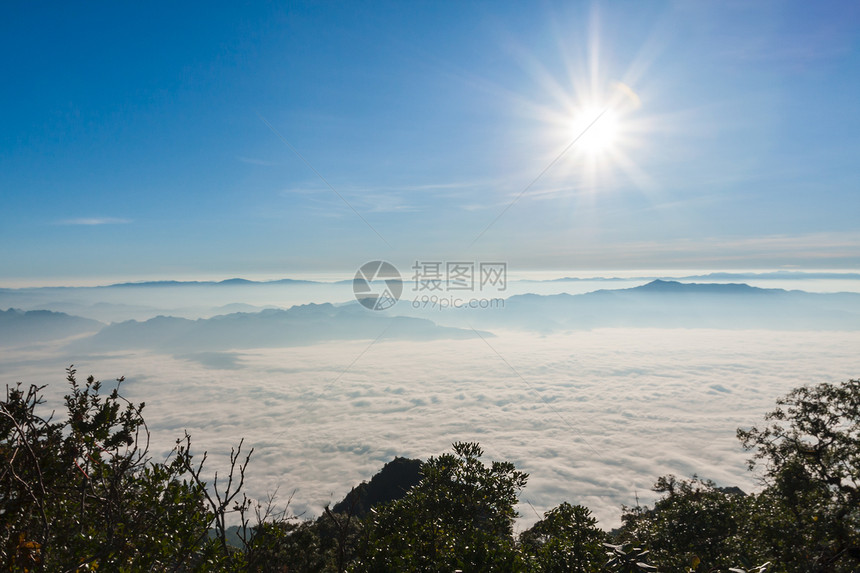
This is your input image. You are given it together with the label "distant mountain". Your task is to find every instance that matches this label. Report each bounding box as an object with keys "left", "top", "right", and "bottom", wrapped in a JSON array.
[
  {"left": 520, "top": 271, "right": 860, "bottom": 284},
  {"left": 0, "top": 278, "right": 327, "bottom": 292},
  {"left": 468, "top": 280, "right": 860, "bottom": 331},
  {"left": 106, "top": 277, "right": 321, "bottom": 287},
  {"left": 625, "top": 279, "right": 766, "bottom": 294},
  {"left": 520, "top": 276, "right": 628, "bottom": 283},
  {"left": 73, "top": 302, "right": 489, "bottom": 352},
  {"left": 0, "top": 308, "right": 103, "bottom": 345},
  {"left": 211, "top": 303, "right": 275, "bottom": 314},
  {"left": 332, "top": 457, "right": 422, "bottom": 517},
  {"left": 678, "top": 271, "right": 860, "bottom": 281}
]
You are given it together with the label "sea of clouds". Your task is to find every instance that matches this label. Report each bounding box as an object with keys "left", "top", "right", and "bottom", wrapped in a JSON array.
[{"left": 4, "top": 327, "right": 859, "bottom": 531}]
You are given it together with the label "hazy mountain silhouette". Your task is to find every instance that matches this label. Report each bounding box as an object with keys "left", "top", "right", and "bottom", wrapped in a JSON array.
[
  {"left": 106, "top": 277, "right": 320, "bottom": 287},
  {"left": 524, "top": 272, "right": 860, "bottom": 283},
  {"left": 678, "top": 271, "right": 860, "bottom": 281},
  {"left": 0, "top": 308, "right": 103, "bottom": 345},
  {"left": 71, "top": 303, "right": 488, "bottom": 353},
  {"left": 6, "top": 281, "right": 860, "bottom": 349},
  {"left": 0, "top": 279, "right": 352, "bottom": 323},
  {"left": 467, "top": 280, "right": 860, "bottom": 331}
]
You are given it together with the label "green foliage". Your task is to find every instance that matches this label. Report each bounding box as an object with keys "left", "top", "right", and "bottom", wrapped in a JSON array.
[
  {"left": 612, "top": 378, "right": 860, "bottom": 573},
  {"left": 616, "top": 476, "right": 759, "bottom": 571},
  {"left": 603, "top": 543, "right": 658, "bottom": 572},
  {"left": 519, "top": 502, "right": 606, "bottom": 572},
  {"left": 243, "top": 519, "right": 320, "bottom": 573},
  {"left": 738, "top": 379, "right": 860, "bottom": 571},
  {"left": 0, "top": 368, "right": 240, "bottom": 571},
  {"left": 356, "top": 441, "right": 528, "bottom": 572},
  {"left": 241, "top": 504, "right": 366, "bottom": 573},
  {"left": 3, "top": 370, "right": 859, "bottom": 572}
]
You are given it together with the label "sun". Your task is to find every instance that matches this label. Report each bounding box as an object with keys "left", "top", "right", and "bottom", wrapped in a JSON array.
[
  {"left": 573, "top": 106, "right": 621, "bottom": 156},
  {"left": 495, "top": 8, "right": 654, "bottom": 198}
]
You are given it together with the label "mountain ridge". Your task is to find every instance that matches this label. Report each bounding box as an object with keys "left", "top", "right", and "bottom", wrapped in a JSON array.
[
  {"left": 0, "top": 308, "right": 104, "bottom": 345},
  {"left": 472, "top": 280, "right": 860, "bottom": 332}
]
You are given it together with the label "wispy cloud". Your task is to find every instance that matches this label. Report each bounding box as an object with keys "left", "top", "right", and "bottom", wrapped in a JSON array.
[
  {"left": 506, "top": 231, "right": 860, "bottom": 271},
  {"left": 366, "top": 180, "right": 498, "bottom": 194},
  {"left": 459, "top": 203, "right": 492, "bottom": 212},
  {"left": 59, "top": 217, "right": 132, "bottom": 226}
]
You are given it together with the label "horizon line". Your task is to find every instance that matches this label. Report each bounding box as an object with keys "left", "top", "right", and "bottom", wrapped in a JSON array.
[{"left": 3, "top": 268, "right": 860, "bottom": 289}]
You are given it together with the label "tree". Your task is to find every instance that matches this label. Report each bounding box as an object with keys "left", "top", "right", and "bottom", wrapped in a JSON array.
[
  {"left": 519, "top": 502, "right": 606, "bottom": 572},
  {"left": 615, "top": 475, "right": 759, "bottom": 572},
  {"left": 356, "top": 442, "right": 528, "bottom": 572},
  {"left": 737, "top": 379, "right": 860, "bottom": 571},
  {"left": 0, "top": 368, "right": 245, "bottom": 571}
]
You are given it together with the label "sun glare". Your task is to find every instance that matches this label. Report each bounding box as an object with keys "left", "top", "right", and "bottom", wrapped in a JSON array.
[
  {"left": 550, "top": 79, "right": 647, "bottom": 193},
  {"left": 505, "top": 7, "right": 652, "bottom": 197},
  {"left": 574, "top": 107, "right": 620, "bottom": 156}
]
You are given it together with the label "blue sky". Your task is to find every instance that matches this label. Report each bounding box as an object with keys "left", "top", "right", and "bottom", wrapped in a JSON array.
[{"left": 2, "top": 1, "right": 859, "bottom": 284}]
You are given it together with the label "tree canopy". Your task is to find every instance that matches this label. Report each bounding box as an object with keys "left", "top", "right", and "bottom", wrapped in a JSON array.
[{"left": 2, "top": 370, "right": 859, "bottom": 572}]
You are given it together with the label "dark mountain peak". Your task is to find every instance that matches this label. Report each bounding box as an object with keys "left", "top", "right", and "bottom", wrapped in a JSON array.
[
  {"left": 717, "top": 485, "right": 747, "bottom": 496},
  {"left": 331, "top": 457, "right": 422, "bottom": 517}
]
